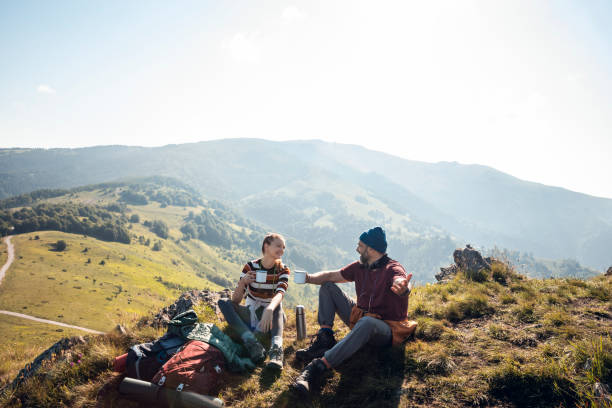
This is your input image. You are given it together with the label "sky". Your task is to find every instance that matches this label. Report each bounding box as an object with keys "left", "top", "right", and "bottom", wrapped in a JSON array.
[{"left": 1, "top": 0, "right": 612, "bottom": 198}]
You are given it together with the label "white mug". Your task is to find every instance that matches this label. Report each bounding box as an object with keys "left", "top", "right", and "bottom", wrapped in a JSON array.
[
  {"left": 294, "top": 270, "right": 307, "bottom": 284},
  {"left": 256, "top": 270, "right": 268, "bottom": 283}
]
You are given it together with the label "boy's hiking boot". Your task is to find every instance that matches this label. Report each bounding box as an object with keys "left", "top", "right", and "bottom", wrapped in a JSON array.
[
  {"left": 266, "top": 344, "right": 283, "bottom": 370},
  {"left": 244, "top": 336, "right": 265, "bottom": 363},
  {"left": 295, "top": 330, "right": 336, "bottom": 363},
  {"left": 291, "top": 358, "right": 328, "bottom": 396}
]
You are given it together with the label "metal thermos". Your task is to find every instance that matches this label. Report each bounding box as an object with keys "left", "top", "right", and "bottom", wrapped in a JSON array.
[{"left": 296, "top": 305, "right": 306, "bottom": 340}]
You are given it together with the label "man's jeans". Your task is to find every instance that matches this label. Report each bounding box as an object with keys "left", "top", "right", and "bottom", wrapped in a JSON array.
[{"left": 318, "top": 282, "right": 392, "bottom": 367}]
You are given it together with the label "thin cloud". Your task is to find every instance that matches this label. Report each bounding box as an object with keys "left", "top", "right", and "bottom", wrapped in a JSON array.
[
  {"left": 225, "top": 32, "right": 261, "bottom": 64},
  {"left": 282, "top": 6, "right": 306, "bottom": 23},
  {"left": 37, "top": 85, "right": 56, "bottom": 94}
]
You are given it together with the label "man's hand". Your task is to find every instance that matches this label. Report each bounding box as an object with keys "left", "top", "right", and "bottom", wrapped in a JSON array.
[
  {"left": 391, "top": 274, "right": 412, "bottom": 296},
  {"left": 258, "top": 307, "right": 274, "bottom": 332}
]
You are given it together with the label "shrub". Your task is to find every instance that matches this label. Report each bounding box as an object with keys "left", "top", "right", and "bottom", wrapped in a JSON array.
[
  {"left": 415, "top": 318, "right": 445, "bottom": 341},
  {"left": 129, "top": 214, "right": 140, "bottom": 223},
  {"left": 464, "top": 268, "right": 488, "bottom": 283},
  {"left": 445, "top": 294, "right": 493, "bottom": 323},
  {"left": 543, "top": 309, "right": 568, "bottom": 327},
  {"left": 488, "top": 361, "right": 576, "bottom": 407},
  {"left": 587, "top": 284, "right": 610, "bottom": 302},
  {"left": 492, "top": 268, "right": 507, "bottom": 285},
  {"left": 514, "top": 302, "right": 537, "bottom": 323},
  {"left": 152, "top": 241, "right": 163, "bottom": 251},
  {"left": 488, "top": 324, "right": 510, "bottom": 341},
  {"left": 53, "top": 240, "right": 67, "bottom": 251},
  {"left": 150, "top": 220, "right": 169, "bottom": 239}
]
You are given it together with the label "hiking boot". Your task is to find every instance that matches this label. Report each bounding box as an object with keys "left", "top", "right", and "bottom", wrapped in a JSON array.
[
  {"left": 295, "top": 330, "right": 336, "bottom": 363},
  {"left": 244, "top": 336, "right": 265, "bottom": 363},
  {"left": 266, "top": 344, "right": 283, "bottom": 370},
  {"left": 291, "top": 358, "right": 328, "bottom": 396}
]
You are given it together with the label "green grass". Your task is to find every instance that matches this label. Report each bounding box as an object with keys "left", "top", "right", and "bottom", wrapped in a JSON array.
[
  {"left": 0, "top": 314, "right": 85, "bottom": 387},
  {"left": 0, "top": 230, "right": 229, "bottom": 332},
  {"left": 0, "top": 239, "right": 7, "bottom": 268},
  {"left": 2, "top": 268, "right": 611, "bottom": 407}
]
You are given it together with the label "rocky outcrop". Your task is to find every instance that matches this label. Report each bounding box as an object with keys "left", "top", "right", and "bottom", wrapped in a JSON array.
[
  {"left": 435, "top": 264, "right": 458, "bottom": 283},
  {"left": 436, "top": 245, "right": 494, "bottom": 283},
  {"left": 4, "top": 336, "right": 87, "bottom": 392},
  {"left": 606, "top": 266, "right": 612, "bottom": 276},
  {"left": 150, "top": 289, "right": 232, "bottom": 327}
]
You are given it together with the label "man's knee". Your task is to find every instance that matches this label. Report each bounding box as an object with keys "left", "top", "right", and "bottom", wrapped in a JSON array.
[
  {"left": 320, "top": 281, "right": 338, "bottom": 296},
  {"left": 354, "top": 316, "right": 379, "bottom": 329}
]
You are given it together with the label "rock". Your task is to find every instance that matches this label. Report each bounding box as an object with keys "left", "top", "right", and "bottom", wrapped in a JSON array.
[
  {"left": 435, "top": 245, "right": 493, "bottom": 283},
  {"left": 594, "top": 382, "right": 612, "bottom": 402},
  {"left": 150, "top": 289, "right": 231, "bottom": 327},
  {"left": 453, "top": 245, "right": 491, "bottom": 272},
  {"left": 435, "top": 264, "right": 458, "bottom": 283},
  {"left": 114, "top": 324, "right": 127, "bottom": 335},
  {"left": 6, "top": 336, "right": 89, "bottom": 391},
  {"left": 606, "top": 266, "right": 612, "bottom": 276}
]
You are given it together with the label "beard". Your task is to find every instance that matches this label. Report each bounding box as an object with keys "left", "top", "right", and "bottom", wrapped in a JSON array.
[{"left": 359, "top": 251, "right": 369, "bottom": 265}]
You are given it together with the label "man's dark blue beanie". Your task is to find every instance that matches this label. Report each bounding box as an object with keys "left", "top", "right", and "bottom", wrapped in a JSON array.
[{"left": 359, "top": 227, "right": 387, "bottom": 254}]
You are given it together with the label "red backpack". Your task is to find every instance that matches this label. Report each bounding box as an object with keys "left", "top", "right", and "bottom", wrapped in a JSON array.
[{"left": 151, "top": 340, "right": 225, "bottom": 396}]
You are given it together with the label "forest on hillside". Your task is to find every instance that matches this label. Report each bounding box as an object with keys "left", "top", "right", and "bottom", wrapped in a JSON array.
[{"left": 0, "top": 203, "right": 130, "bottom": 244}]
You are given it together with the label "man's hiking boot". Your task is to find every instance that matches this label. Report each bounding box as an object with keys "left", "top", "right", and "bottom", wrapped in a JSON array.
[
  {"left": 295, "top": 330, "right": 336, "bottom": 363},
  {"left": 266, "top": 344, "right": 283, "bottom": 370},
  {"left": 244, "top": 336, "right": 265, "bottom": 363},
  {"left": 291, "top": 358, "right": 328, "bottom": 396}
]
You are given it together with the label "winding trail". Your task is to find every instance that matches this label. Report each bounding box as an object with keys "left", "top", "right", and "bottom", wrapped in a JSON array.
[
  {"left": 0, "top": 236, "right": 104, "bottom": 335},
  {"left": 0, "top": 236, "right": 15, "bottom": 284}
]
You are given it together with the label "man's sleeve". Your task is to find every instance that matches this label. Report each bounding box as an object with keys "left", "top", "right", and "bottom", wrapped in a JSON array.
[
  {"left": 276, "top": 266, "right": 290, "bottom": 294},
  {"left": 340, "top": 261, "right": 359, "bottom": 282}
]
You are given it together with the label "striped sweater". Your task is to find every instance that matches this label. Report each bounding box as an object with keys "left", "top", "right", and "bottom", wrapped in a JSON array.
[{"left": 240, "top": 259, "right": 290, "bottom": 303}]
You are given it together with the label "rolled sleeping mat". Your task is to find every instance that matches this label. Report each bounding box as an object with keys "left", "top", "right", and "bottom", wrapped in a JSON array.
[
  {"left": 119, "top": 377, "right": 224, "bottom": 408},
  {"left": 119, "top": 377, "right": 160, "bottom": 404}
]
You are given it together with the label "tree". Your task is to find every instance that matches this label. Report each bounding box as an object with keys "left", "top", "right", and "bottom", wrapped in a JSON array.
[
  {"left": 54, "top": 240, "right": 67, "bottom": 251},
  {"left": 129, "top": 214, "right": 140, "bottom": 223},
  {"left": 151, "top": 220, "right": 169, "bottom": 239}
]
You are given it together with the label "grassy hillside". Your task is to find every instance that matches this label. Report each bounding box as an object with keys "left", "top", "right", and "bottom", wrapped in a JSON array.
[
  {"left": 1, "top": 240, "right": 7, "bottom": 267},
  {"left": 0, "top": 180, "right": 333, "bottom": 389},
  {"left": 0, "top": 314, "right": 85, "bottom": 388},
  {"left": 1, "top": 263, "right": 610, "bottom": 407},
  {"left": 0, "top": 230, "right": 225, "bottom": 332}
]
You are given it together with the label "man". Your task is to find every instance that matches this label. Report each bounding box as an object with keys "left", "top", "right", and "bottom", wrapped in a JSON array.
[{"left": 291, "top": 226, "right": 414, "bottom": 395}]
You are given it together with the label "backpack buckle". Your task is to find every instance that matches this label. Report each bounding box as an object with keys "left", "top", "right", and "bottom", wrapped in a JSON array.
[
  {"left": 176, "top": 383, "right": 184, "bottom": 392},
  {"left": 157, "top": 375, "right": 166, "bottom": 386}
]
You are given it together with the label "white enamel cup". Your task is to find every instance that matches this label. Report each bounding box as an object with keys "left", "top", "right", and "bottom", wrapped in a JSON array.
[{"left": 293, "top": 270, "right": 307, "bottom": 284}]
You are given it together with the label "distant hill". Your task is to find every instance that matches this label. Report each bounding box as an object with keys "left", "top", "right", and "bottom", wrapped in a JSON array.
[{"left": 1, "top": 139, "right": 610, "bottom": 276}]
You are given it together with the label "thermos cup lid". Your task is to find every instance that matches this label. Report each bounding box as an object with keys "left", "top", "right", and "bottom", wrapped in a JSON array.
[{"left": 296, "top": 305, "right": 305, "bottom": 314}]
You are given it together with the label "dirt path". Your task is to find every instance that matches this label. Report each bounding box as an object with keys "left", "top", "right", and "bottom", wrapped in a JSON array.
[
  {"left": 0, "top": 236, "right": 15, "bottom": 284},
  {"left": 0, "top": 310, "right": 104, "bottom": 334},
  {"left": 0, "top": 236, "right": 105, "bottom": 335}
]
